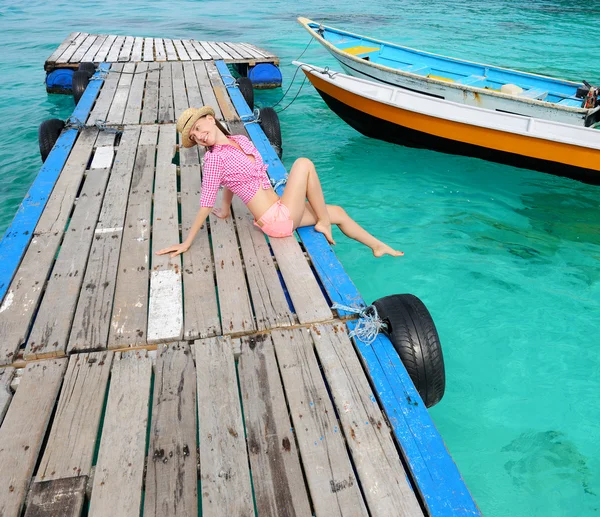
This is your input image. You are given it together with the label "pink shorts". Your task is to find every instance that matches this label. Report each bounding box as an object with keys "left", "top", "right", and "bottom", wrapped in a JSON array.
[{"left": 254, "top": 200, "right": 294, "bottom": 238}]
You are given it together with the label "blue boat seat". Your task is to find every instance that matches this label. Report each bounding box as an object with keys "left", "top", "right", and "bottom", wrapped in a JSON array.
[
  {"left": 557, "top": 98, "right": 583, "bottom": 107},
  {"left": 457, "top": 75, "right": 487, "bottom": 87},
  {"left": 520, "top": 88, "right": 548, "bottom": 100}
]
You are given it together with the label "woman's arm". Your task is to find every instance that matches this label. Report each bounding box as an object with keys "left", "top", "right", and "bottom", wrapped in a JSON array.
[
  {"left": 156, "top": 205, "right": 213, "bottom": 258},
  {"left": 213, "top": 187, "right": 233, "bottom": 218}
]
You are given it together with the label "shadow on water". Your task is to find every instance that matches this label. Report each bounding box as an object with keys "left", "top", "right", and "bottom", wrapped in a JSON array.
[{"left": 502, "top": 430, "right": 596, "bottom": 497}]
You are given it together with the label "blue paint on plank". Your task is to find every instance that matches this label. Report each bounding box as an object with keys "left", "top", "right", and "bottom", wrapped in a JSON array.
[
  {"left": 347, "top": 320, "right": 482, "bottom": 516},
  {"left": 0, "top": 64, "right": 110, "bottom": 302},
  {"left": 215, "top": 61, "right": 364, "bottom": 317}
]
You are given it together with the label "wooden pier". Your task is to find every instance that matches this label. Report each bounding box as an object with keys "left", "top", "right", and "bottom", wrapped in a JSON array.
[
  {"left": 45, "top": 32, "right": 279, "bottom": 72},
  {"left": 0, "top": 41, "right": 480, "bottom": 517}
]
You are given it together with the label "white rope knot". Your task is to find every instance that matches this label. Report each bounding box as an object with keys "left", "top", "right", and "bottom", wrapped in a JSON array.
[
  {"left": 242, "top": 108, "right": 261, "bottom": 126},
  {"left": 270, "top": 175, "right": 288, "bottom": 191},
  {"left": 65, "top": 116, "right": 86, "bottom": 130},
  {"left": 331, "top": 303, "right": 387, "bottom": 346}
]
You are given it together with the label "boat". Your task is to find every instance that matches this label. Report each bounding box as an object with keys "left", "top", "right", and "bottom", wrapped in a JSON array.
[
  {"left": 294, "top": 62, "right": 600, "bottom": 184},
  {"left": 297, "top": 17, "right": 600, "bottom": 128}
]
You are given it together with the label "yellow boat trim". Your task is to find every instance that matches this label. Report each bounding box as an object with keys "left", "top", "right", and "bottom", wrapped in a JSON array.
[
  {"left": 428, "top": 74, "right": 454, "bottom": 83},
  {"left": 303, "top": 70, "right": 599, "bottom": 172},
  {"left": 343, "top": 45, "right": 380, "bottom": 56}
]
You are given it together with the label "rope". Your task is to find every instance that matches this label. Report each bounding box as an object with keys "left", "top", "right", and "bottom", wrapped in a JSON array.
[
  {"left": 270, "top": 37, "right": 314, "bottom": 109},
  {"left": 331, "top": 303, "right": 387, "bottom": 345},
  {"left": 275, "top": 76, "right": 307, "bottom": 113},
  {"left": 270, "top": 175, "right": 288, "bottom": 191},
  {"left": 242, "top": 107, "right": 261, "bottom": 126},
  {"left": 65, "top": 116, "right": 122, "bottom": 134}
]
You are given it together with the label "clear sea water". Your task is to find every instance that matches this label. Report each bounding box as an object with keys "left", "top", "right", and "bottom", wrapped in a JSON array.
[{"left": 1, "top": 1, "right": 598, "bottom": 515}]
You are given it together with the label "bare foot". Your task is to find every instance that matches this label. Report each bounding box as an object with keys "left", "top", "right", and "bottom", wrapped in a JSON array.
[
  {"left": 373, "top": 244, "right": 404, "bottom": 257},
  {"left": 314, "top": 221, "right": 336, "bottom": 245}
]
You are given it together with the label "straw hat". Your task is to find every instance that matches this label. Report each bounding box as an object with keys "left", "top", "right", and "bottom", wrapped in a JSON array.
[{"left": 177, "top": 106, "right": 230, "bottom": 148}]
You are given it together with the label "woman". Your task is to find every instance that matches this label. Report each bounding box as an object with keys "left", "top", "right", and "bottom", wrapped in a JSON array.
[{"left": 157, "top": 106, "right": 403, "bottom": 258}]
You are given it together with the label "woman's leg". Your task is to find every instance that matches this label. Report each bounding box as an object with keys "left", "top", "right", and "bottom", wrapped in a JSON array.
[
  {"left": 280, "top": 158, "right": 335, "bottom": 244},
  {"left": 300, "top": 203, "right": 404, "bottom": 257}
]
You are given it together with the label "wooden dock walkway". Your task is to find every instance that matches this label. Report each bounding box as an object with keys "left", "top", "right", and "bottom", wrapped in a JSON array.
[
  {"left": 0, "top": 44, "right": 481, "bottom": 517},
  {"left": 45, "top": 32, "right": 279, "bottom": 71}
]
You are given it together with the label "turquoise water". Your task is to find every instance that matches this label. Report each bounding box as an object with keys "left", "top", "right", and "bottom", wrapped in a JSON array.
[{"left": 1, "top": 1, "right": 599, "bottom": 515}]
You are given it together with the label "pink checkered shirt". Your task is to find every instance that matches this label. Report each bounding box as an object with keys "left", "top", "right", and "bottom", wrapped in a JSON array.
[{"left": 200, "top": 134, "right": 271, "bottom": 207}]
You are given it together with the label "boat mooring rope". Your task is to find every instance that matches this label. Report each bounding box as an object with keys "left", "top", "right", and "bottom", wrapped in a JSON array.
[
  {"left": 269, "top": 174, "right": 288, "bottom": 190},
  {"left": 331, "top": 303, "right": 387, "bottom": 345},
  {"left": 65, "top": 116, "right": 123, "bottom": 134}
]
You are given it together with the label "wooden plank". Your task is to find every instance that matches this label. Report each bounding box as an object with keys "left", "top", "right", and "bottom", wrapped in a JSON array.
[
  {"left": 154, "top": 38, "right": 166, "bottom": 61},
  {"left": 88, "top": 351, "right": 152, "bottom": 517},
  {"left": 183, "top": 61, "right": 203, "bottom": 107},
  {"left": 0, "top": 367, "right": 14, "bottom": 426},
  {"left": 210, "top": 41, "right": 233, "bottom": 60},
  {"left": 143, "top": 343, "right": 197, "bottom": 517},
  {"left": 0, "top": 358, "right": 67, "bottom": 517},
  {"left": 94, "top": 34, "right": 117, "bottom": 62},
  {"left": 90, "top": 146, "right": 114, "bottom": 169},
  {"left": 46, "top": 32, "right": 80, "bottom": 67},
  {"left": 164, "top": 39, "right": 178, "bottom": 61},
  {"left": 123, "top": 62, "right": 147, "bottom": 124},
  {"left": 106, "top": 62, "right": 135, "bottom": 124},
  {"left": 71, "top": 34, "right": 97, "bottom": 63},
  {"left": 147, "top": 125, "right": 183, "bottom": 344},
  {"left": 106, "top": 35, "right": 125, "bottom": 63},
  {"left": 232, "top": 196, "right": 294, "bottom": 330},
  {"left": 118, "top": 35, "right": 135, "bottom": 62},
  {"left": 25, "top": 166, "right": 111, "bottom": 360},
  {"left": 195, "top": 337, "right": 253, "bottom": 517},
  {"left": 205, "top": 61, "right": 239, "bottom": 122},
  {"left": 198, "top": 41, "right": 221, "bottom": 60},
  {"left": 108, "top": 126, "right": 157, "bottom": 349},
  {"left": 57, "top": 33, "right": 89, "bottom": 63},
  {"left": 131, "top": 37, "right": 144, "bottom": 62},
  {"left": 24, "top": 477, "right": 87, "bottom": 517},
  {"left": 269, "top": 237, "right": 333, "bottom": 324},
  {"left": 143, "top": 37, "right": 154, "bottom": 62},
  {"left": 0, "top": 129, "right": 97, "bottom": 366},
  {"left": 171, "top": 61, "right": 188, "bottom": 118},
  {"left": 158, "top": 62, "right": 174, "bottom": 123},
  {"left": 173, "top": 40, "right": 191, "bottom": 61},
  {"left": 226, "top": 42, "right": 253, "bottom": 60},
  {"left": 68, "top": 127, "right": 140, "bottom": 353},
  {"left": 181, "top": 39, "right": 201, "bottom": 60},
  {"left": 82, "top": 34, "right": 107, "bottom": 62},
  {"left": 238, "top": 335, "right": 312, "bottom": 517},
  {"left": 272, "top": 328, "right": 368, "bottom": 516},
  {"left": 189, "top": 40, "right": 211, "bottom": 60},
  {"left": 88, "top": 63, "right": 123, "bottom": 124},
  {"left": 37, "top": 352, "right": 113, "bottom": 481},
  {"left": 311, "top": 323, "right": 423, "bottom": 516},
  {"left": 141, "top": 64, "right": 160, "bottom": 123},
  {"left": 242, "top": 42, "right": 275, "bottom": 59},
  {"left": 194, "top": 62, "right": 223, "bottom": 120},
  {"left": 210, "top": 189, "right": 255, "bottom": 335},
  {"left": 218, "top": 42, "right": 243, "bottom": 60},
  {"left": 180, "top": 147, "right": 220, "bottom": 339}
]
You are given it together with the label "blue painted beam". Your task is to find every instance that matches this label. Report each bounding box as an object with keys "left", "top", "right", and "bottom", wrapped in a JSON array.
[
  {"left": 216, "top": 60, "right": 480, "bottom": 515},
  {"left": 348, "top": 321, "right": 482, "bottom": 516},
  {"left": 0, "top": 63, "right": 110, "bottom": 302}
]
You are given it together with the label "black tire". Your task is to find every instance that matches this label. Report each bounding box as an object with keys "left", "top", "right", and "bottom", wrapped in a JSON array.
[
  {"left": 78, "top": 62, "right": 96, "bottom": 79},
  {"left": 259, "top": 107, "right": 282, "bottom": 158},
  {"left": 72, "top": 70, "right": 89, "bottom": 105},
  {"left": 238, "top": 77, "right": 254, "bottom": 110},
  {"left": 373, "top": 294, "right": 446, "bottom": 407},
  {"left": 38, "top": 119, "right": 65, "bottom": 162}
]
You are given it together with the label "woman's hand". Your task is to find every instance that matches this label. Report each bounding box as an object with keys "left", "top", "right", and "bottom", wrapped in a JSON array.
[
  {"left": 212, "top": 207, "right": 230, "bottom": 219},
  {"left": 156, "top": 242, "right": 190, "bottom": 258}
]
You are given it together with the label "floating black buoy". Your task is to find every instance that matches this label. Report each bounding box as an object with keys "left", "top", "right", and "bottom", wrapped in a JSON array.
[
  {"left": 72, "top": 70, "right": 90, "bottom": 105},
  {"left": 39, "top": 119, "right": 66, "bottom": 162},
  {"left": 259, "top": 107, "right": 282, "bottom": 159},
  {"left": 373, "top": 294, "right": 446, "bottom": 407},
  {"left": 238, "top": 77, "right": 254, "bottom": 111},
  {"left": 78, "top": 62, "right": 96, "bottom": 79}
]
